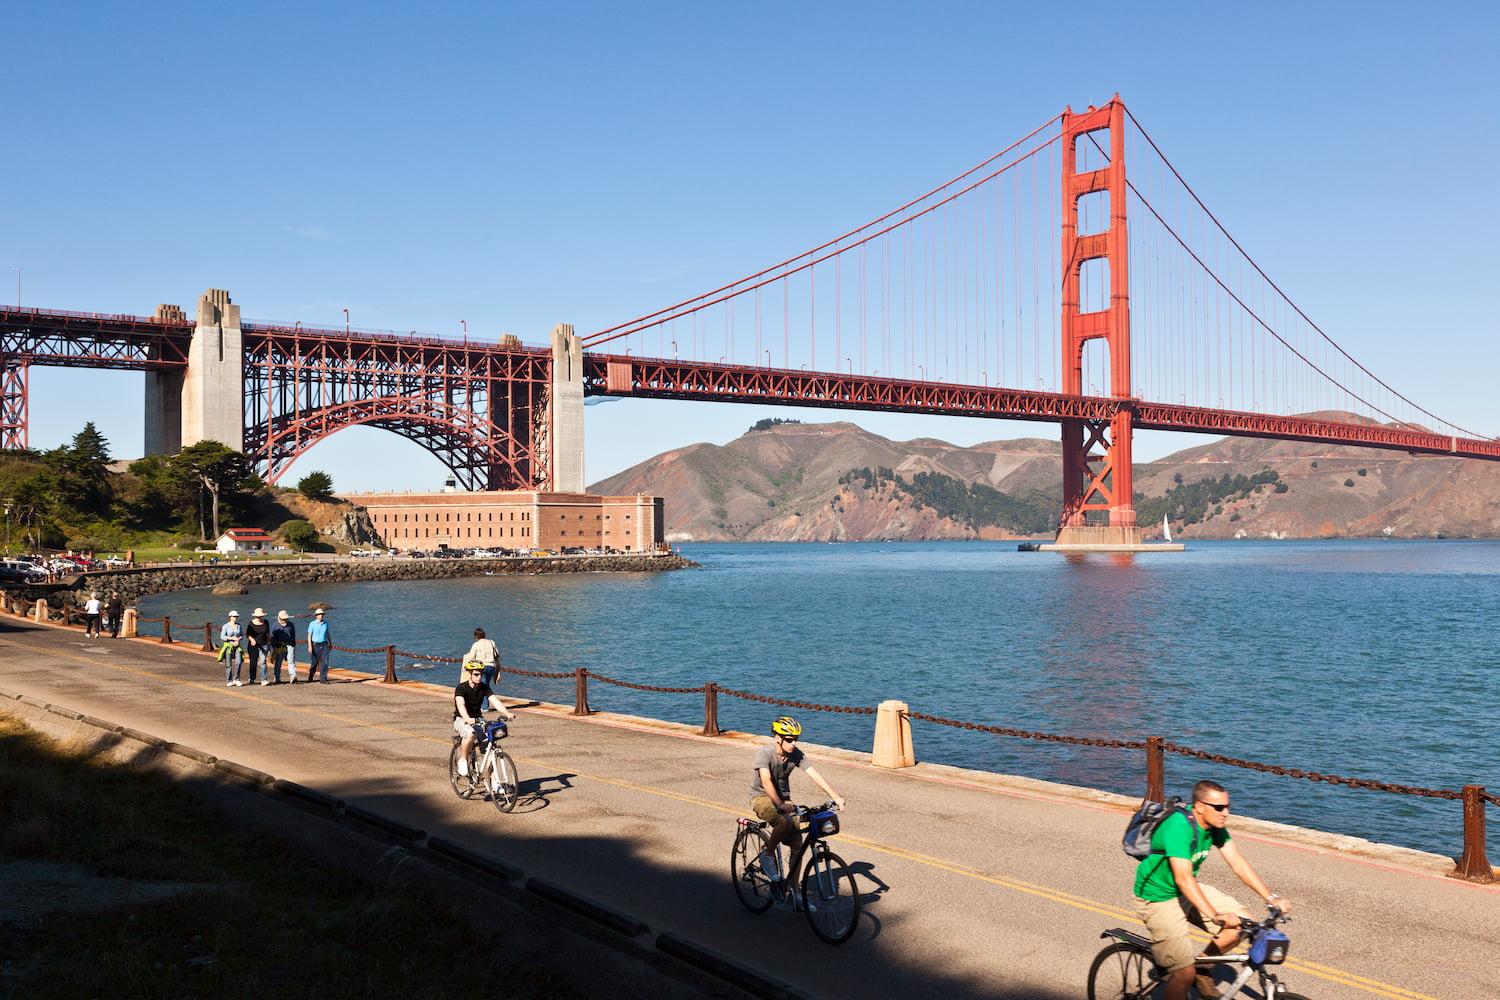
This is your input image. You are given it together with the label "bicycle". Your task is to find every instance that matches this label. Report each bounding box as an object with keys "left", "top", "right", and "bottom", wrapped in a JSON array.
[
  {"left": 448, "top": 719, "right": 519, "bottom": 814},
  {"left": 1089, "top": 906, "right": 1306, "bottom": 1000},
  {"left": 730, "top": 801, "right": 860, "bottom": 945}
]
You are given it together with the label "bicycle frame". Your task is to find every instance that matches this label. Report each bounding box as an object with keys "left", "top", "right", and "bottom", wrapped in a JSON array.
[{"left": 1098, "top": 908, "right": 1292, "bottom": 1000}]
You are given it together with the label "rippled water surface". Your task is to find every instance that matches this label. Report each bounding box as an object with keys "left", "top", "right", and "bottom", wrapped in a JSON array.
[{"left": 142, "top": 540, "right": 1500, "bottom": 856}]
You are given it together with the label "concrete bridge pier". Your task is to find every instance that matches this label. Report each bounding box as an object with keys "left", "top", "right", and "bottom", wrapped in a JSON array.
[
  {"left": 145, "top": 290, "right": 244, "bottom": 456},
  {"left": 550, "top": 322, "right": 584, "bottom": 493}
]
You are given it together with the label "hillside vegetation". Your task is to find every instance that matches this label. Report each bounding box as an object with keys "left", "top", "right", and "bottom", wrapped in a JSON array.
[
  {"left": 0, "top": 423, "right": 362, "bottom": 554},
  {"left": 590, "top": 415, "right": 1500, "bottom": 541}
]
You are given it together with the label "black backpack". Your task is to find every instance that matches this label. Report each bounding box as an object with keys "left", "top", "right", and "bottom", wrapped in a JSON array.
[{"left": 1122, "top": 796, "right": 1197, "bottom": 860}]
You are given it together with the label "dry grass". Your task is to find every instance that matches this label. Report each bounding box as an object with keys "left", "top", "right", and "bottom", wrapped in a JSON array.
[{"left": 0, "top": 717, "right": 581, "bottom": 998}]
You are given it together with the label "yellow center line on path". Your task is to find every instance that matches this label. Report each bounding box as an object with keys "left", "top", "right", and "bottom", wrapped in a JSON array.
[{"left": 1, "top": 636, "right": 1438, "bottom": 1000}]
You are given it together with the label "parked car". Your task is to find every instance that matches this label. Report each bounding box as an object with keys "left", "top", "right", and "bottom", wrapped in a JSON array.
[{"left": 0, "top": 560, "right": 48, "bottom": 582}]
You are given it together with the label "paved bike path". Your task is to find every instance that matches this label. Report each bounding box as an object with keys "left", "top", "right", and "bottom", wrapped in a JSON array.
[{"left": 0, "top": 617, "right": 1492, "bottom": 1000}]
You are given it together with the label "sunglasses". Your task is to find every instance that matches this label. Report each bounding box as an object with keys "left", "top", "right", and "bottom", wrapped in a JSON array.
[
  {"left": 1196, "top": 800, "right": 1231, "bottom": 812},
  {"left": 778, "top": 735, "right": 798, "bottom": 743}
]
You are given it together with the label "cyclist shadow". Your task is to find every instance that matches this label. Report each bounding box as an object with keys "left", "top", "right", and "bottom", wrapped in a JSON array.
[
  {"left": 509, "top": 771, "right": 577, "bottom": 814},
  {"left": 845, "top": 859, "right": 892, "bottom": 941}
]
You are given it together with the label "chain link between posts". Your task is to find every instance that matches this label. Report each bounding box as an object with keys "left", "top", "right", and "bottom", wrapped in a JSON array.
[
  {"left": 590, "top": 672, "right": 704, "bottom": 695},
  {"left": 719, "top": 687, "right": 877, "bottom": 716},
  {"left": 907, "top": 710, "right": 1146, "bottom": 750},
  {"left": 1161, "top": 741, "right": 1463, "bottom": 799}
]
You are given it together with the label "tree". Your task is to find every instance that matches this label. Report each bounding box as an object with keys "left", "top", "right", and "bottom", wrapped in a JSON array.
[
  {"left": 297, "top": 471, "right": 335, "bottom": 500},
  {"left": 282, "top": 520, "right": 320, "bottom": 551},
  {"left": 44, "top": 422, "right": 114, "bottom": 518},
  {"left": 169, "top": 441, "right": 258, "bottom": 541}
]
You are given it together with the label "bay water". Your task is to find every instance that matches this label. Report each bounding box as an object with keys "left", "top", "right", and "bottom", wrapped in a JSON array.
[{"left": 141, "top": 540, "right": 1499, "bottom": 858}]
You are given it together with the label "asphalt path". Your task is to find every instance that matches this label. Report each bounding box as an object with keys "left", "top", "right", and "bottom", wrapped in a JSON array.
[{"left": 1, "top": 616, "right": 1492, "bottom": 1000}]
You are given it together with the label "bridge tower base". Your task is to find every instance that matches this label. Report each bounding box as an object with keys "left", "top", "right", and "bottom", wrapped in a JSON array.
[
  {"left": 144, "top": 292, "right": 243, "bottom": 456},
  {"left": 549, "top": 323, "right": 585, "bottom": 493}
]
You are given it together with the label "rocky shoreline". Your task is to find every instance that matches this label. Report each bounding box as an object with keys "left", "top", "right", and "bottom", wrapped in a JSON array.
[{"left": 38, "top": 554, "right": 698, "bottom": 606}]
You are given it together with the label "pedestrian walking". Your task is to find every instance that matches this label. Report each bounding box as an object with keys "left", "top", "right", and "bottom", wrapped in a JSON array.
[
  {"left": 464, "top": 627, "right": 501, "bottom": 687},
  {"left": 105, "top": 591, "right": 124, "bottom": 638},
  {"left": 82, "top": 592, "right": 103, "bottom": 638},
  {"left": 306, "top": 607, "right": 331, "bottom": 683},
  {"left": 220, "top": 611, "right": 245, "bottom": 686},
  {"left": 271, "top": 610, "right": 298, "bottom": 683},
  {"left": 246, "top": 608, "right": 272, "bottom": 686}
]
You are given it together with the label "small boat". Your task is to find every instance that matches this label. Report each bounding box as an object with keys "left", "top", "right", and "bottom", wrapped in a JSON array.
[{"left": 1017, "top": 541, "right": 1041, "bottom": 552}]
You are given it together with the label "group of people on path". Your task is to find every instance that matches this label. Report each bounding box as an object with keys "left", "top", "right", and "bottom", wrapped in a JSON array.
[
  {"left": 80, "top": 591, "right": 125, "bottom": 639},
  {"left": 219, "top": 607, "right": 333, "bottom": 686}
]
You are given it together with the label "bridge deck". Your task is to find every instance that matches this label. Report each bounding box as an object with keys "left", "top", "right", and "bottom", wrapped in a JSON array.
[{"left": 0, "top": 615, "right": 1488, "bottom": 1000}]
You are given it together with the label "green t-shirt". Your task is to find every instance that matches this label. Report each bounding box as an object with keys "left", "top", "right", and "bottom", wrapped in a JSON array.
[{"left": 1133, "top": 810, "right": 1231, "bottom": 902}]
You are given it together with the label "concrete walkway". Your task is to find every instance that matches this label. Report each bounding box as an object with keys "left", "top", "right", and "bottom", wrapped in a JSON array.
[{"left": 1, "top": 615, "right": 1492, "bottom": 1000}]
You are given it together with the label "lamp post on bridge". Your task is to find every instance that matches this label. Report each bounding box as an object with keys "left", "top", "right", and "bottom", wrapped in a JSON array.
[
  {"left": 846, "top": 357, "right": 853, "bottom": 374},
  {"left": 764, "top": 350, "right": 771, "bottom": 367},
  {"left": 343, "top": 308, "right": 350, "bottom": 334},
  {"left": 9, "top": 266, "right": 17, "bottom": 307},
  {"left": 671, "top": 340, "right": 678, "bottom": 359},
  {"left": 917, "top": 363, "right": 926, "bottom": 381}
]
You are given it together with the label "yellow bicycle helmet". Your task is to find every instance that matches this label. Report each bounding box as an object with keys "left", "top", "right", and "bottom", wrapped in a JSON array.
[
  {"left": 770, "top": 715, "right": 802, "bottom": 738},
  {"left": 463, "top": 660, "right": 486, "bottom": 675}
]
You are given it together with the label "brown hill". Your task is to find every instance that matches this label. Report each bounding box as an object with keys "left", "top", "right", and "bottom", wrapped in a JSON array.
[{"left": 589, "top": 415, "right": 1500, "bottom": 541}]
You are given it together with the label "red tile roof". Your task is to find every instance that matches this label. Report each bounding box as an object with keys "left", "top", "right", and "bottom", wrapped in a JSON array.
[{"left": 223, "top": 528, "right": 275, "bottom": 541}]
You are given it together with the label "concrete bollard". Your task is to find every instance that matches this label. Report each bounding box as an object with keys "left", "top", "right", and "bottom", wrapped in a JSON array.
[
  {"left": 871, "top": 699, "right": 915, "bottom": 769},
  {"left": 122, "top": 608, "right": 138, "bottom": 638},
  {"left": 32, "top": 599, "right": 49, "bottom": 623}
]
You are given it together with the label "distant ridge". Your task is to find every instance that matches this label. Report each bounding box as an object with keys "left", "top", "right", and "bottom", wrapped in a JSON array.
[{"left": 589, "top": 415, "right": 1500, "bottom": 541}]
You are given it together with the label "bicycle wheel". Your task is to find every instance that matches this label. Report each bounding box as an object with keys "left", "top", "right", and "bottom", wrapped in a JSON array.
[
  {"left": 1275, "top": 993, "right": 1309, "bottom": 1000},
  {"left": 489, "top": 750, "right": 519, "bottom": 813},
  {"left": 448, "top": 742, "right": 475, "bottom": 800},
  {"left": 800, "top": 846, "right": 859, "bottom": 945},
  {"left": 1087, "top": 942, "right": 1156, "bottom": 1000},
  {"left": 730, "top": 826, "right": 776, "bottom": 913}
]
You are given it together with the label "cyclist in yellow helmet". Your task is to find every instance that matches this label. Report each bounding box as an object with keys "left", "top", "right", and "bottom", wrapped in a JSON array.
[{"left": 749, "top": 716, "right": 846, "bottom": 882}]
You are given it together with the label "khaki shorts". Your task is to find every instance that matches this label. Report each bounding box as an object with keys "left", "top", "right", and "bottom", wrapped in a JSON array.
[
  {"left": 750, "top": 795, "right": 803, "bottom": 846},
  {"left": 1134, "top": 884, "right": 1246, "bottom": 973}
]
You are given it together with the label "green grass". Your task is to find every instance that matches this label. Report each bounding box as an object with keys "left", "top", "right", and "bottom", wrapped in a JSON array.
[{"left": 0, "top": 717, "right": 582, "bottom": 999}]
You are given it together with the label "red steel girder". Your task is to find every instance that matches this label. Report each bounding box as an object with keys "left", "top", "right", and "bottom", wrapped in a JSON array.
[
  {"left": 1, "top": 362, "right": 27, "bottom": 450},
  {"left": 0, "top": 307, "right": 189, "bottom": 370}
]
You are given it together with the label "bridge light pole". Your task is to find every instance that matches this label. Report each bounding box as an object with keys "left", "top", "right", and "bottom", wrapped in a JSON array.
[
  {"left": 9, "top": 266, "right": 17, "bottom": 307},
  {"left": 343, "top": 308, "right": 350, "bottom": 334},
  {"left": 461, "top": 319, "right": 467, "bottom": 337},
  {"left": 917, "top": 363, "right": 926, "bottom": 381},
  {"left": 764, "top": 350, "right": 771, "bottom": 367},
  {"left": 846, "top": 357, "right": 853, "bottom": 374},
  {"left": 671, "top": 340, "right": 678, "bottom": 358}
]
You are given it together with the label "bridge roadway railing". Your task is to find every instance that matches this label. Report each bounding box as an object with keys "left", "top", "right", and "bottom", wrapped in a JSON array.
[{"left": 5, "top": 591, "right": 1493, "bottom": 885}]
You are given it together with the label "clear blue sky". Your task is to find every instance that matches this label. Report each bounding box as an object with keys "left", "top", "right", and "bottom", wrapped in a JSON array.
[{"left": 5, "top": 2, "right": 1496, "bottom": 489}]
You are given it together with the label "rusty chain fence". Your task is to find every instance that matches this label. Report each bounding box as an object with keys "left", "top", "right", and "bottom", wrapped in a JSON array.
[{"left": 5, "top": 592, "right": 1493, "bottom": 883}]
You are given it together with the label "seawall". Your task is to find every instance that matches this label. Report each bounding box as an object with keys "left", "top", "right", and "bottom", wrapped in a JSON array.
[{"left": 49, "top": 554, "right": 697, "bottom": 605}]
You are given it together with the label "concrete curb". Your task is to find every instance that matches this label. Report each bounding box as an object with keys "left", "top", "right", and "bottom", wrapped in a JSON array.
[
  {"left": 525, "top": 878, "right": 651, "bottom": 937},
  {"left": 343, "top": 804, "right": 426, "bottom": 844},
  {"left": 655, "top": 934, "right": 814, "bottom": 1000},
  {"left": 0, "top": 697, "right": 810, "bottom": 1000},
  {"left": 426, "top": 835, "right": 522, "bottom": 882},
  {"left": 79, "top": 715, "right": 124, "bottom": 733}
]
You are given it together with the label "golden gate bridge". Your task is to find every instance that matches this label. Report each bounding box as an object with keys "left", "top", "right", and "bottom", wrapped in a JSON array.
[{"left": 3, "top": 96, "right": 1496, "bottom": 547}]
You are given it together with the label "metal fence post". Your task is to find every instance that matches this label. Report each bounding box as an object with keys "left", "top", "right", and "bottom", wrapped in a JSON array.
[
  {"left": 572, "top": 667, "right": 592, "bottom": 716},
  {"left": 1145, "top": 736, "right": 1165, "bottom": 802},
  {"left": 160, "top": 616, "right": 172, "bottom": 644},
  {"left": 383, "top": 645, "right": 398, "bottom": 684},
  {"left": 202, "top": 623, "right": 214, "bottom": 652},
  {"left": 1450, "top": 785, "right": 1495, "bottom": 883},
  {"left": 701, "top": 682, "right": 721, "bottom": 737}
]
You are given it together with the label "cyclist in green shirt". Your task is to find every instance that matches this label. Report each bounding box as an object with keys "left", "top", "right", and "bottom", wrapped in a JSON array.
[{"left": 1134, "top": 780, "right": 1292, "bottom": 1000}]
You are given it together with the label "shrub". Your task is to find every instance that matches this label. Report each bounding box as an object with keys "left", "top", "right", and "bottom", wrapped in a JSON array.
[
  {"left": 1344, "top": 478, "right": 1355, "bottom": 488},
  {"left": 1358, "top": 468, "right": 1368, "bottom": 477},
  {"left": 1310, "top": 461, "right": 1319, "bottom": 469},
  {"left": 1229, "top": 512, "right": 1241, "bottom": 522},
  {"left": 1273, "top": 482, "right": 1289, "bottom": 494},
  {"left": 281, "top": 520, "right": 319, "bottom": 551}
]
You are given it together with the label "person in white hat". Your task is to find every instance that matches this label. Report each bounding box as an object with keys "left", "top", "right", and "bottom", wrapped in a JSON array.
[
  {"left": 306, "top": 607, "right": 331, "bottom": 683},
  {"left": 246, "top": 609, "right": 272, "bottom": 686},
  {"left": 221, "top": 611, "right": 244, "bottom": 686}
]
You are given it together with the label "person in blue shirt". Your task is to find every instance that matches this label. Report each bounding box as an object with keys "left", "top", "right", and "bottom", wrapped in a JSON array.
[{"left": 306, "top": 607, "right": 331, "bottom": 682}]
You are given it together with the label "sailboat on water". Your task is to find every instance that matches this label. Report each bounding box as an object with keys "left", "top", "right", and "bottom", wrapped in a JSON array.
[{"left": 1162, "top": 515, "right": 1172, "bottom": 543}]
